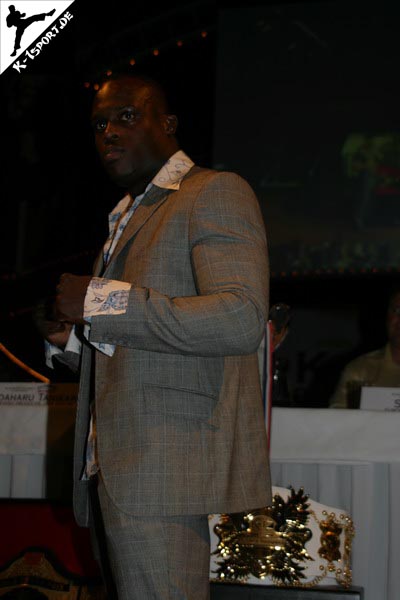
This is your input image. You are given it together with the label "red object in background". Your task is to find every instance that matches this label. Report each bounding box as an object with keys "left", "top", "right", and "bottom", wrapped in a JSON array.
[
  {"left": 376, "top": 164, "right": 400, "bottom": 177},
  {"left": 0, "top": 500, "right": 101, "bottom": 577},
  {"left": 375, "top": 164, "right": 400, "bottom": 195}
]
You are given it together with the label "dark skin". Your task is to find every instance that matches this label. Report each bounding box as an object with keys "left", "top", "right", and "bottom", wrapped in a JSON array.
[{"left": 45, "top": 77, "right": 179, "bottom": 346}]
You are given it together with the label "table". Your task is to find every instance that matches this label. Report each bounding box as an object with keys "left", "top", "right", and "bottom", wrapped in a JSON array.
[
  {"left": 210, "top": 582, "right": 364, "bottom": 599},
  {"left": 270, "top": 408, "right": 400, "bottom": 600},
  {"left": 0, "top": 386, "right": 398, "bottom": 600},
  {"left": 0, "top": 382, "right": 77, "bottom": 499}
]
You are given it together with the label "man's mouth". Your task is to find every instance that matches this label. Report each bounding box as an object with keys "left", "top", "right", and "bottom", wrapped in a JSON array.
[{"left": 103, "top": 147, "right": 125, "bottom": 162}]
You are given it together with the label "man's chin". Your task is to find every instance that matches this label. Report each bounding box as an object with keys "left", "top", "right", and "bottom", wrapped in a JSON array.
[{"left": 106, "top": 167, "right": 136, "bottom": 188}]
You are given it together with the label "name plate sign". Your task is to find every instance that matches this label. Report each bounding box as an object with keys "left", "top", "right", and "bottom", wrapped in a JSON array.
[
  {"left": 360, "top": 386, "right": 400, "bottom": 411},
  {"left": 0, "top": 382, "right": 78, "bottom": 406}
]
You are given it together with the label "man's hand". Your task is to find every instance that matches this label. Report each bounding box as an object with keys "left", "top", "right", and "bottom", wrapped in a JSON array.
[
  {"left": 55, "top": 273, "right": 92, "bottom": 325},
  {"left": 44, "top": 321, "right": 74, "bottom": 348},
  {"left": 33, "top": 300, "right": 73, "bottom": 349}
]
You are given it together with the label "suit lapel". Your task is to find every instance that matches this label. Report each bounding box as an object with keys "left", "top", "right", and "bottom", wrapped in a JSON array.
[
  {"left": 93, "top": 249, "right": 104, "bottom": 277},
  {"left": 105, "top": 185, "right": 173, "bottom": 269}
]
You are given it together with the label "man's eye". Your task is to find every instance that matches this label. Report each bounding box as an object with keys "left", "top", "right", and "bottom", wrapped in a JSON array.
[
  {"left": 94, "top": 119, "right": 107, "bottom": 132},
  {"left": 120, "top": 109, "right": 137, "bottom": 122}
]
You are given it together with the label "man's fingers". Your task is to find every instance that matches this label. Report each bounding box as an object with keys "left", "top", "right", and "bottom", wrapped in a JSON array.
[
  {"left": 45, "top": 320, "right": 65, "bottom": 334},
  {"left": 57, "top": 272, "right": 72, "bottom": 293}
]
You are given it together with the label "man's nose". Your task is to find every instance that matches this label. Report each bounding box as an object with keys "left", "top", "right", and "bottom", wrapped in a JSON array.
[{"left": 103, "top": 122, "right": 119, "bottom": 142}]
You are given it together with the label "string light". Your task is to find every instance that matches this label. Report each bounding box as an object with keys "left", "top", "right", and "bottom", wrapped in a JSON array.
[
  {"left": 93, "top": 83, "right": 100, "bottom": 91},
  {"left": 81, "top": 26, "right": 214, "bottom": 88}
]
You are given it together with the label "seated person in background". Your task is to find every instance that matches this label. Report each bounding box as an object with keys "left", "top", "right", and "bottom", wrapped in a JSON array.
[{"left": 330, "top": 287, "right": 400, "bottom": 408}]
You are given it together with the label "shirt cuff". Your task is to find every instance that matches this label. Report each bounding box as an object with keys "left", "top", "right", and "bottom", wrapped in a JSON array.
[
  {"left": 84, "top": 277, "right": 131, "bottom": 318},
  {"left": 45, "top": 340, "right": 62, "bottom": 369},
  {"left": 44, "top": 326, "right": 82, "bottom": 368}
]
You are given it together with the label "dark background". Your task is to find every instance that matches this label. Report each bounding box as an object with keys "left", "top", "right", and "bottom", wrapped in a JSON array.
[
  {"left": 1, "top": 0, "right": 399, "bottom": 405},
  {"left": 214, "top": 4, "right": 400, "bottom": 273}
]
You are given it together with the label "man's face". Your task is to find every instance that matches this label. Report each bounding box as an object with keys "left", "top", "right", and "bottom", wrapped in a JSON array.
[
  {"left": 91, "top": 78, "right": 175, "bottom": 189},
  {"left": 387, "top": 292, "right": 400, "bottom": 349}
]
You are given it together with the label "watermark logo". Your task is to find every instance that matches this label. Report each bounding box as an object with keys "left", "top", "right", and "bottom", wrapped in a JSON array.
[{"left": 0, "top": 1, "right": 75, "bottom": 75}]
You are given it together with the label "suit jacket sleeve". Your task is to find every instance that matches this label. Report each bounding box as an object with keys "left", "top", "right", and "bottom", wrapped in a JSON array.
[{"left": 89, "top": 171, "right": 269, "bottom": 357}]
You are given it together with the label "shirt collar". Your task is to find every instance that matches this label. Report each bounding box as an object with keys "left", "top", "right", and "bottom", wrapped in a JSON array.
[{"left": 152, "top": 150, "right": 194, "bottom": 190}]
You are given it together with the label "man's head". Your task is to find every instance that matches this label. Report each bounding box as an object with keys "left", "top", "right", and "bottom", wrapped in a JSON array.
[
  {"left": 386, "top": 288, "right": 400, "bottom": 350},
  {"left": 91, "top": 74, "right": 179, "bottom": 194}
]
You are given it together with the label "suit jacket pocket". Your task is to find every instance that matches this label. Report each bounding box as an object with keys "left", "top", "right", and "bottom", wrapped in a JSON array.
[{"left": 142, "top": 383, "right": 216, "bottom": 421}]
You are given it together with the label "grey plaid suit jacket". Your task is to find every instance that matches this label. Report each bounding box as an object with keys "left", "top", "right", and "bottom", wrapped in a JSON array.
[{"left": 73, "top": 165, "right": 271, "bottom": 527}]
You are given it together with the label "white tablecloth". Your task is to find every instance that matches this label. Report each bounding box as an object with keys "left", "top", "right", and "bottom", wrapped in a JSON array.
[
  {"left": 270, "top": 407, "right": 400, "bottom": 600},
  {"left": 0, "top": 382, "right": 77, "bottom": 498}
]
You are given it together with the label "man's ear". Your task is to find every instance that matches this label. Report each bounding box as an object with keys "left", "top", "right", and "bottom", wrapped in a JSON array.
[{"left": 164, "top": 114, "right": 178, "bottom": 135}]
